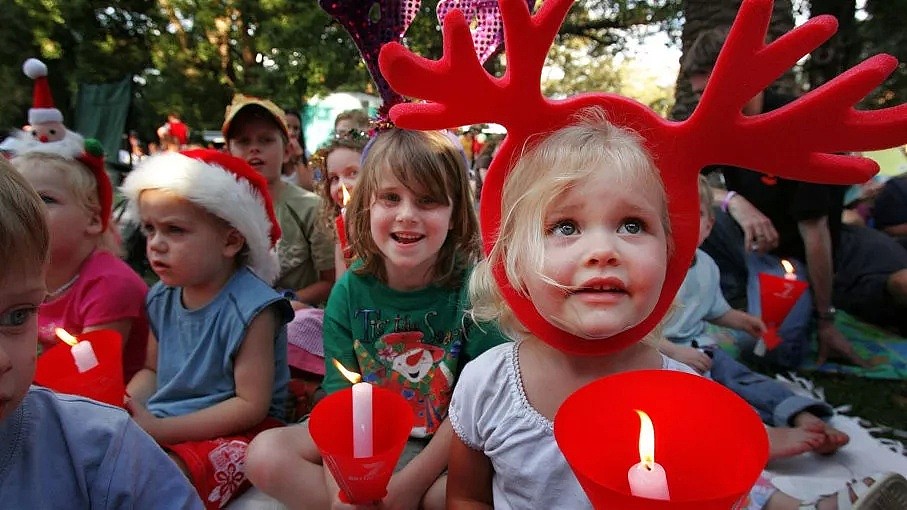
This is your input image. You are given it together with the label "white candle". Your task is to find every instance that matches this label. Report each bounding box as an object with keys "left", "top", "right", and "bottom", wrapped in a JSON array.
[
  {"left": 628, "top": 410, "right": 670, "bottom": 500},
  {"left": 352, "top": 381, "right": 373, "bottom": 458},
  {"left": 332, "top": 359, "right": 374, "bottom": 459},
  {"left": 70, "top": 340, "right": 99, "bottom": 373},
  {"left": 781, "top": 259, "right": 797, "bottom": 281},
  {"left": 55, "top": 328, "right": 99, "bottom": 373}
]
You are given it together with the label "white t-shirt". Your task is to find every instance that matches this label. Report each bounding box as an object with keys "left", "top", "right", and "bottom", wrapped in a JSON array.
[{"left": 449, "top": 341, "right": 697, "bottom": 510}]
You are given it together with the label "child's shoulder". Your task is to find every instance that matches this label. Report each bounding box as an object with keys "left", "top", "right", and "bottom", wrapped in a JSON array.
[
  {"left": 462, "top": 341, "right": 514, "bottom": 377},
  {"left": 279, "top": 183, "right": 321, "bottom": 209},
  {"left": 22, "top": 386, "right": 133, "bottom": 440}
]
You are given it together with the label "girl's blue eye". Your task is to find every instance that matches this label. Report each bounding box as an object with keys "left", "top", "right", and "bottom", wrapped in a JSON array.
[
  {"left": 549, "top": 220, "right": 578, "bottom": 236},
  {"left": 0, "top": 307, "right": 37, "bottom": 327},
  {"left": 619, "top": 220, "right": 644, "bottom": 235}
]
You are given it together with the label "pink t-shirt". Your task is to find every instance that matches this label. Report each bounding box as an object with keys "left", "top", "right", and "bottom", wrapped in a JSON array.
[{"left": 38, "top": 250, "right": 149, "bottom": 381}]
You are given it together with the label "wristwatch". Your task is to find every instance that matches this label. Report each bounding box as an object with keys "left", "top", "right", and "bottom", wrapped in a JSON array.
[{"left": 816, "top": 306, "right": 837, "bottom": 321}]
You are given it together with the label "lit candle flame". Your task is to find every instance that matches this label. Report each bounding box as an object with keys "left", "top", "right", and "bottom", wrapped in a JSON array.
[
  {"left": 635, "top": 410, "right": 656, "bottom": 468},
  {"left": 55, "top": 328, "right": 79, "bottom": 347},
  {"left": 341, "top": 183, "right": 351, "bottom": 207},
  {"left": 781, "top": 259, "right": 795, "bottom": 276},
  {"left": 332, "top": 359, "right": 362, "bottom": 384}
]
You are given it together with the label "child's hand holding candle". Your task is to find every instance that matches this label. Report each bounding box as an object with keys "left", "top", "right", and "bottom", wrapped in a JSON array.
[
  {"left": 627, "top": 410, "right": 670, "bottom": 500},
  {"left": 55, "top": 328, "right": 99, "bottom": 373}
]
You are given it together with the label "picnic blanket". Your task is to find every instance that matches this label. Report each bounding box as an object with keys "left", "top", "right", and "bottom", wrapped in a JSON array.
[
  {"left": 765, "top": 373, "right": 907, "bottom": 500},
  {"left": 801, "top": 311, "right": 907, "bottom": 380}
]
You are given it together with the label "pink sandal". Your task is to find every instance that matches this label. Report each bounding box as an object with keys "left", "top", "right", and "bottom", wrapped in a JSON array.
[{"left": 798, "top": 472, "right": 907, "bottom": 510}]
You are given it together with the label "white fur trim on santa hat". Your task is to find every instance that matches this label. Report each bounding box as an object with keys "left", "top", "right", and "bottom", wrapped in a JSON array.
[
  {"left": 120, "top": 152, "right": 280, "bottom": 284},
  {"left": 29, "top": 108, "right": 64, "bottom": 125}
]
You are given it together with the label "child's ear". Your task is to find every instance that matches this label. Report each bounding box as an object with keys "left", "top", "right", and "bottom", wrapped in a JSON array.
[
  {"left": 701, "top": 215, "right": 715, "bottom": 241},
  {"left": 85, "top": 209, "right": 104, "bottom": 236},
  {"left": 223, "top": 228, "right": 246, "bottom": 258}
]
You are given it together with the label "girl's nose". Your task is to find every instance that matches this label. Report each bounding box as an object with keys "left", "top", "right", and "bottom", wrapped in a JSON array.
[
  {"left": 583, "top": 230, "right": 620, "bottom": 267},
  {"left": 0, "top": 346, "right": 11, "bottom": 375},
  {"left": 395, "top": 198, "right": 416, "bottom": 222}
]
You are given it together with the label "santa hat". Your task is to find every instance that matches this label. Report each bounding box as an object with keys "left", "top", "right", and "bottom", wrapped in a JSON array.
[
  {"left": 120, "top": 149, "right": 281, "bottom": 283},
  {"left": 23, "top": 58, "right": 63, "bottom": 126},
  {"left": 78, "top": 139, "right": 113, "bottom": 231}
]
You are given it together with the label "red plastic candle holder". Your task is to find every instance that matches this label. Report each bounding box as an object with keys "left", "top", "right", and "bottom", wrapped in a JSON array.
[
  {"left": 758, "top": 273, "right": 809, "bottom": 349},
  {"left": 33, "top": 329, "right": 125, "bottom": 407},
  {"left": 309, "top": 385, "right": 414, "bottom": 504},
  {"left": 554, "top": 370, "right": 768, "bottom": 509},
  {"left": 334, "top": 213, "right": 352, "bottom": 259}
]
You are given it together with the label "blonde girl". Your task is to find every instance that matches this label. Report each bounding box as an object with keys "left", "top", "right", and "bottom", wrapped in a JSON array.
[{"left": 14, "top": 149, "right": 149, "bottom": 381}]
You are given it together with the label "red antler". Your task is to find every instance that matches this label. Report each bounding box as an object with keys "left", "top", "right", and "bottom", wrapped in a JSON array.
[
  {"left": 380, "top": 0, "right": 567, "bottom": 137},
  {"left": 679, "top": 0, "right": 907, "bottom": 184},
  {"left": 378, "top": 0, "right": 907, "bottom": 357}
]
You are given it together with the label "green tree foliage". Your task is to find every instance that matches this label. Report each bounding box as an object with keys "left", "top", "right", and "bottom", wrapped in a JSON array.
[{"left": 0, "top": 0, "right": 902, "bottom": 144}]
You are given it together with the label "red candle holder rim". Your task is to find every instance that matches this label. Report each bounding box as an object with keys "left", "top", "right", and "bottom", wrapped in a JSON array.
[{"left": 554, "top": 370, "right": 769, "bottom": 503}]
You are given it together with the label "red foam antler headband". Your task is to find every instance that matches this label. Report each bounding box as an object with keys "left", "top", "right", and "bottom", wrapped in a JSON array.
[{"left": 379, "top": 0, "right": 907, "bottom": 356}]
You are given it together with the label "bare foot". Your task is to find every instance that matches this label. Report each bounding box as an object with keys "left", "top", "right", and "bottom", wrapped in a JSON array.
[
  {"left": 793, "top": 412, "right": 850, "bottom": 455},
  {"left": 767, "top": 426, "right": 824, "bottom": 460}
]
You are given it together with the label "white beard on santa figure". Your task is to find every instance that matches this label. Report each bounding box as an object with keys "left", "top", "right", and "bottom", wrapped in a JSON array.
[{"left": 0, "top": 127, "right": 86, "bottom": 159}]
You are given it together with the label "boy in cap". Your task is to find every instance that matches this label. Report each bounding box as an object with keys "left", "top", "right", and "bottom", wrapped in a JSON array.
[{"left": 223, "top": 94, "right": 335, "bottom": 308}]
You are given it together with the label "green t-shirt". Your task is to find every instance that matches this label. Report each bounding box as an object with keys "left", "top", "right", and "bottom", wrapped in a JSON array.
[
  {"left": 322, "top": 262, "right": 507, "bottom": 437},
  {"left": 273, "top": 184, "right": 334, "bottom": 302}
]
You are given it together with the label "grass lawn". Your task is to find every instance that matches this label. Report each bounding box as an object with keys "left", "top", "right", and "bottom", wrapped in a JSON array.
[
  {"left": 809, "top": 372, "right": 907, "bottom": 442},
  {"left": 744, "top": 352, "right": 907, "bottom": 447}
]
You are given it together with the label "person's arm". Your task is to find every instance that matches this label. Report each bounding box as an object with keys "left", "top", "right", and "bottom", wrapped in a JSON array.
[
  {"left": 295, "top": 268, "right": 335, "bottom": 305},
  {"left": 712, "top": 186, "right": 780, "bottom": 253},
  {"left": 447, "top": 432, "right": 494, "bottom": 509},
  {"left": 657, "top": 340, "right": 711, "bottom": 374},
  {"left": 798, "top": 216, "right": 864, "bottom": 366},
  {"left": 127, "top": 307, "right": 278, "bottom": 444},
  {"left": 383, "top": 419, "right": 454, "bottom": 509},
  {"left": 711, "top": 309, "right": 766, "bottom": 339},
  {"left": 84, "top": 320, "right": 132, "bottom": 346},
  {"left": 882, "top": 224, "right": 907, "bottom": 237},
  {"left": 125, "top": 331, "right": 158, "bottom": 404}
]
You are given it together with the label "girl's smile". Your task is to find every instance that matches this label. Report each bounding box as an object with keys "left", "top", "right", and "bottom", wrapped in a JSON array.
[{"left": 369, "top": 172, "right": 453, "bottom": 291}]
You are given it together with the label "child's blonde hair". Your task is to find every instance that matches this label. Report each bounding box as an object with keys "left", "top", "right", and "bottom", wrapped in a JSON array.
[
  {"left": 698, "top": 174, "right": 715, "bottom": 221},
  {"left": 12, "top": 152, "right": 121, "bottom": 255},
  {"left": 349, "top": 128, "right": 480, "bottom": 287},
  {"left": 0, "top": 158, "right": 49, "bottom": 272},
  {"left": 470, "top": 107, "right": 672, "bottom": 337}
]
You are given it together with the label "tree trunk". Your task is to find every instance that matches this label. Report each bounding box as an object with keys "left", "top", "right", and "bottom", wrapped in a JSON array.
[
  {"left": 804, "top": 0, "right": 858, "bottom": 92},
  {"left": 671, "top": 0, "right": 795, "bottom": 120}
]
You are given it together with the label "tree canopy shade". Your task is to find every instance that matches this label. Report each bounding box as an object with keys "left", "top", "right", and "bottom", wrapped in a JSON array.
[{"left": 1, "top": 0, "right": 902, "bottom": 147}]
